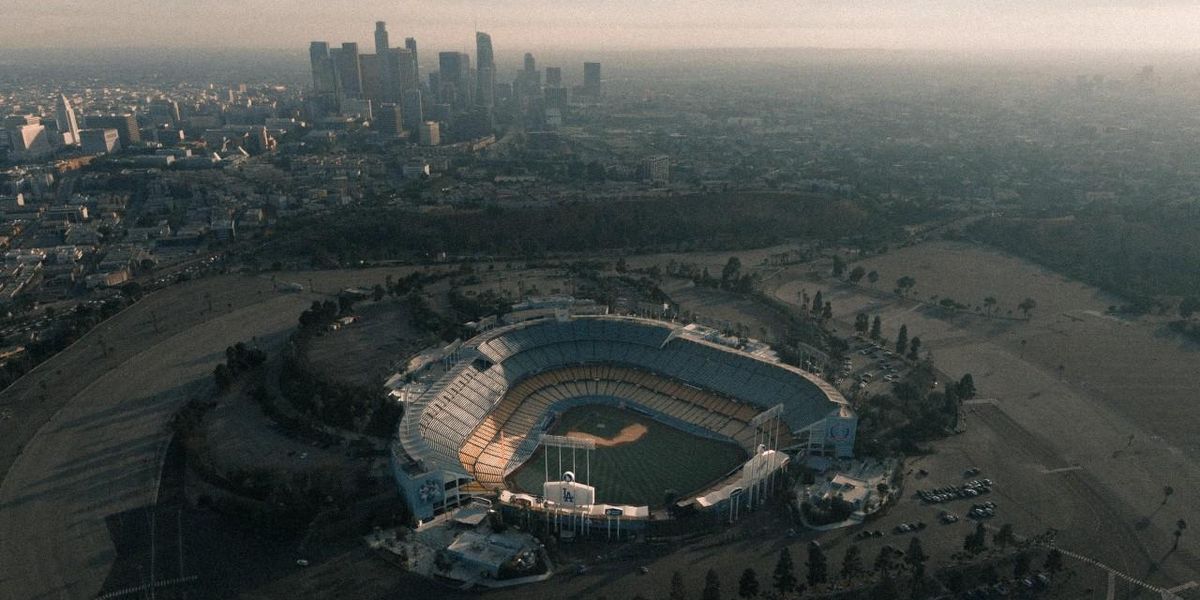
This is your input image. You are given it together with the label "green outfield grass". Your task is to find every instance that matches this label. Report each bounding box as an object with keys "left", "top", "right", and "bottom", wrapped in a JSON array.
[{"left": 507, "top": 404, "right": 746, "bottom": 508}]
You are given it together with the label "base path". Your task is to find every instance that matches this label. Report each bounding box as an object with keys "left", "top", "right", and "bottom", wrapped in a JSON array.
[
  {"left": 0, "top": 282, "right": 315, "bottom": 599},
  {"left": 565, "top": 423, "right": 648, "bottom": 447}
]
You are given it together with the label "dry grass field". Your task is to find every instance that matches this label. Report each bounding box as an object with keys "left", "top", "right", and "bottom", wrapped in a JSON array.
[
  {"left": 763, "top": 241, "right": 1200, "bottom": 594},
  {"left": 0, "top": 276, "right": 317, "bottom": 599}
]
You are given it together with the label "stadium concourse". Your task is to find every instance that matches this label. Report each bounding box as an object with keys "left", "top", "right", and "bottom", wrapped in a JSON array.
[{"left": 389, "top": 302, "right": 857, "bottom": 536}]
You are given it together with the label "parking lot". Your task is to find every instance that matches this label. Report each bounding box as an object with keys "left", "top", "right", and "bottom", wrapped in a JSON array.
[{"left": 831, "top": 337, "right": 920, "bottom": 396}]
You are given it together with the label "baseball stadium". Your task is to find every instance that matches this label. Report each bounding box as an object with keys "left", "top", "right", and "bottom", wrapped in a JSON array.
[{"left": 390, "top": 310, "right": 856, "bottom": 536}]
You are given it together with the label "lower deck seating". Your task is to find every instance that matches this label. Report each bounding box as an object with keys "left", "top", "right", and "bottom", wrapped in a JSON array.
[{"left": 458, "top": 364, "right": 796, "bottom": 488}]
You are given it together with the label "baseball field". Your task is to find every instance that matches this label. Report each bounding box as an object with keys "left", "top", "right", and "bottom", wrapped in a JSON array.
[{"left": 507, "top": 404, "right": 746, "bottom": 508}]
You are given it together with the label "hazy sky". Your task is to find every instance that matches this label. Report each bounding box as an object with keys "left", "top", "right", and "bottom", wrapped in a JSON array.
[{"left": 6, "top": 0, "right": 1200, "bottom": 53}]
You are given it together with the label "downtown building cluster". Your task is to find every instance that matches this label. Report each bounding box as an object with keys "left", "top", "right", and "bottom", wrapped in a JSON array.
[{"left": 308, "top": 22, "right": 603, "bottom": 145}]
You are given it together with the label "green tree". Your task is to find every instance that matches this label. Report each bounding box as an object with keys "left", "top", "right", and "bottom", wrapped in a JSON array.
[
  {"left": 812, "top": 291, "right": 824, "bottom": 315},
  {"left": 806, "top": 542, "right": 828, "bottom": 587},
  {"left": 896, "top": 324, "right": 909, "bottom": 355},
  {"left": 702, "top": 569, "right": 721, "bottom": 600},
  {"left": 957, "top": 373, "right": 977, "bottom": 400},
  {"left": 848, "top": 266, "right": 866, "bottom": 283},
  {"left": 1018, "top": 297, "right": 1037, "bottom": 318},
  {"left": 372, "top": 283, "right": 385, "bottom": 302},
  {"left": 1013, "top": 552, "right": 1032, "bottom": 578},
  {"left": 873, "top": 546, "right": 892, "bottom": 572},
  {"left": 1181, "top": 296, "right": 1200, "bottom": 319},
  {"left": 984, "top": 296, "right": 997, "bottom": 314},
  {"left": 908, "top": 337, "right": 921, "bottom": 360},
  {"left": 213, "top": 363, "right": 233, "bottom": 390},
  {"left": 867, "top": 270, "right": 879, "bottom": 286},
  {"left": 670, "top": 571, "right": 689, "bottom": 600},
  {"left": 905, "top": 537, "right": 928, "bottom": 571},
  {"left": 870, "top": 576, "right": 898, "bottom": 600},
  {"left": 964, "top": 523, "right": 988, "bottom": 554},
  {"left": 822, "top": 301, "right": 833, "bottom": 321},
  {"left": 840, "top": 545, "right": 863, "bottom": 580},
  {"left": 993, "top": 523, "right": 1015, "bottom": 549},
  {"left": 832, "top": 255, "right": 846, "bottom": 277},
  {"left": 1043, "top": 548, "right": 1064, "bottom": 574},
  {"left": 738, "top": 568, "right": 760, "bottom": 598},
  {"left": 721, "top": 257, "right": 742, "bottom": 288},
  {"left": 854, "top": 313, "right": 870, "bottom": 334},
  {"left": 895, "top": 276, "right": 916, "bottom": 296},
  {"left": 773, "top": 547, "right": 797, "bottom": 595},
  {"left": 870, "top": 316, "right": 882, "bottom": 340}
]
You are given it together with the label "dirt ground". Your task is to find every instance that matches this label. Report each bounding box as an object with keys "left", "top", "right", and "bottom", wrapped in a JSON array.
[{"left": 307, "top": 297, "right": 425, "bottom": 388}]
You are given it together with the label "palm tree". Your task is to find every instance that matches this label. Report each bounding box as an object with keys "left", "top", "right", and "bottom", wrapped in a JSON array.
[
  {"left": 1018, "top": 297, "right": 1037, "bottom": 318},
  {"left": 984, "top": 296, "right": 997, "bottom": 314},
  {"left": 1173, "top": 519, "right": 1188, "bottom": 551},
  {"left": 739, "top": 568, "right": 760, "bottom": 598}
]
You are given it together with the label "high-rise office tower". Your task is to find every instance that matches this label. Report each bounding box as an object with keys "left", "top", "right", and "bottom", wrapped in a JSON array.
[
  {"left": 545, "top": 67, "right": 562, "bottom": 87},
  {"left": 520, "top": 53, "right": 541, "bottom": 95},
  {"left": 332, "top": 42, "right": 363, "bottom": 97},
  {"left": 85, "top": 114, "right": 141, "bottom": 147},
  {"left": 401, "top": 89, "right": 424, "bottom": 132},
  {"left": 583, "top": 62, "right": 602, "bottom": 96},
  {"left": 438, "top": 51, "right": 471, "bottom": 110},
  {"left": 419, "top": 121, "right": 440, "bottom": 146},
  {"left": 405, "top": 37, "right": 420, "bottom": 84},
  {"left": 309, "top": 42, "right": 338, "bottom": 95},
  {"left": 55, "top": 93, "right": 80, "bottom": 145},
  {"left": 148, "top": 98, "right": 181, "bottom": 124},
  {"left": 374, "top": 21, "right": 390, "bottom": 54},
  {"left": 475, "top": 32, "right": 495, "bottom": 108},
  {"left": 374, "top": 21, "right": 396, "bottom": 102},
  {"left": 544, "top": 85, "right": 569, "bottom": 111},
  {"left": 391, "top": 48, "right": 419, "bottom": 93},
  {"left": 374, "top": 103, "right": 404, "bottom": 138},
  {"left": 79, "top": 128, "right": 120, "bottom": 154},
  {"left": 359, "top": 53, "right": 383, "bottom": 102}
]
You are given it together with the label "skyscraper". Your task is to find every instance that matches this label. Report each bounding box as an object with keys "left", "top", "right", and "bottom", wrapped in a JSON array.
[
  {"left": 55, "top": 93, "right": 80, "bottom": 145},
  {"left": 545, "top": 67, "right": 562, "bottom": 87},
  {"left": 405, "top": 37, "right": 420, "bottom": 84},
  {"left": 149, "top": 98, "right": 181, "bottom": 124},
  {"left": 375, "top": 21, "right": 395, "bottom": 102},
  {"left": 79, "top": 128, "right": 120, "bottom": 154},
  {"left": 521, "top": 53, "right": 541, "bottom": 95},
  {"left": 309, "top": 41, "right": 338, "bottom": 95},
  {"left": 332, "top": 42, "right": 363, "bottom": 98},
  {"left": 583, "top": 62, "right": 602, "bottom": 96},
  {"left": 374, "top": 103, "right": 404, "bottom": 138},
  {"left": 401, "top": 89, "right": 424, "bottom": 132},
  {"left": 475, "top": 32, "right": 495, "bottom": 108},
  {"left": 438, "top": 51, "right": 471, "bottom": 110},
  {"left": 359, "top": 53, "right": 383, "bottom": 102},
  {"left": 391, "top": 48, "right": 419, "bottom": 93},
  {"left": 419, "top": 121, "right": 440, "bottom": 146},
  {"left": 85, "top": 114, "right": 140, "bottom": 147}
]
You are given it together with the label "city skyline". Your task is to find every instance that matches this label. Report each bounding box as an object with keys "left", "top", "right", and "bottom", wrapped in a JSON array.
[{"left": 4, "top": 0, "right": 1200, "bottom": 53}]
